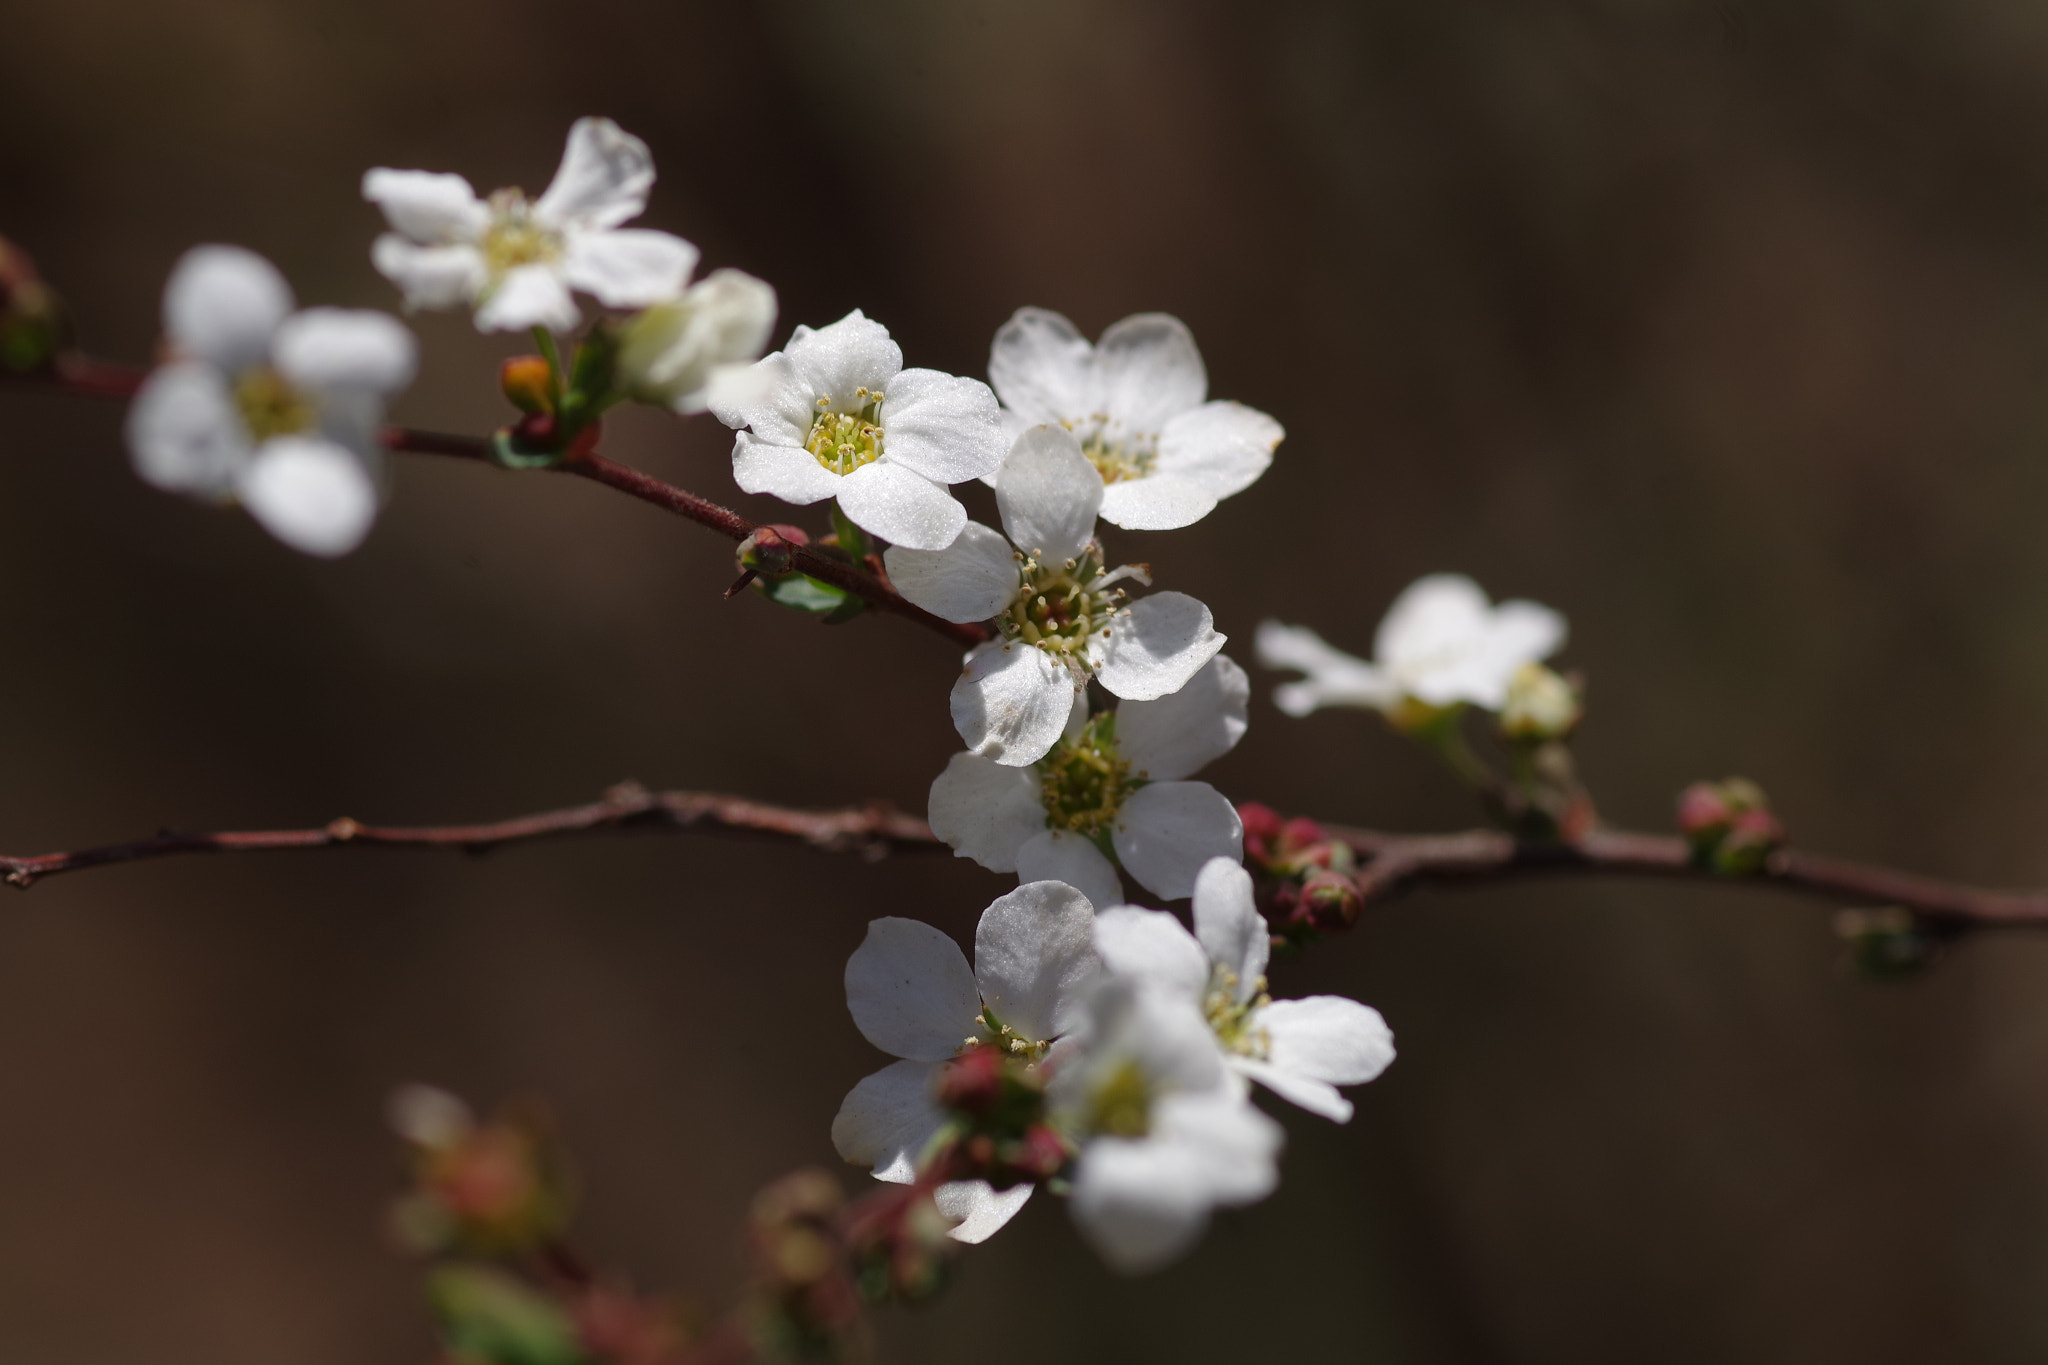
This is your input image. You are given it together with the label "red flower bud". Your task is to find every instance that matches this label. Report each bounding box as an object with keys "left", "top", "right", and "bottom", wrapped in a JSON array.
[
  {"left": 1237, "top": 802, "right": 1284, "bottom": 864},
  {"left": 935, "top": 1045, "right": 1006, "bottom": 1117},
  {"left": 1293, "top": 870, "right": 1363, "bottom": 932},
  {"left": 1280, "top": 816, "right": 1327, "bottom": 854}
]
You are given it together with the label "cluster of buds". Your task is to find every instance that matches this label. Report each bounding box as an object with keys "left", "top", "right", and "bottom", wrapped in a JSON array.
[
  {"left": 492, "top": 333, "right": 615, "bottom": 468},
  {"left": 0, "top": 236, "right": 63, "bottom": 373},
  {"left": 1238, "top": 804, "right": 1364, "bottom": 936},
  {"left": 837, "top": 1181, "right": 955, "bottom": 1309},
  {"left": 388, "top": 1085, "right": 572, "bottom": 1258},
  {"left": 930, "top": 1042, "right": 1070, "bottom": 1190},
  {"left": 742, "top": 1170, "right": 866, "bottom": 1361},
  {"left": 1677, "top": 777, "right": 1786, "bottom": 875}
]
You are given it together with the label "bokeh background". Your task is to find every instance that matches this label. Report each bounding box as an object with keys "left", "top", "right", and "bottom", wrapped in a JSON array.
[{"left": 6, "top": 0, "right": 2048, "bottom": 1359}]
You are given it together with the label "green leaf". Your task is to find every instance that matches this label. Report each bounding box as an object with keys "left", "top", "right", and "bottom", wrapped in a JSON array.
[
  {"left": 489, "top": 427, "right": 566, "bottom": 471},
  {"left": 829, "top": 504, "right": 872, "bottom": 561},
  {"left": 761, "top": 573, "right": 852, "bottom": 614},
  {"left": 428, "top": 1265, "right": 586, "bottom": 1365}
]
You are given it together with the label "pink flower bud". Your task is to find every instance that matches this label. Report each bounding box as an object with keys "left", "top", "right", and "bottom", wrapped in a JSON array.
[
  {"left": 935, "top": 1045, "right": 1005, "bottom": 1117},
  {"left": 1293, "top": 870, "right": 1364, "bottom": 932}
]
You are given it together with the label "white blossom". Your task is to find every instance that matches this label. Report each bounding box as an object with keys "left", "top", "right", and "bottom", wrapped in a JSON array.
[
  {"left": 364, "top": 117, "right": 698, "bottom": 333},
  {"left": 831, "top": 882, "right": 1098, "bottom": 1245},
  {"left": 125, "top": 245, "right": 415, "bottom": 557},
  {"left": 709, "top": 309, "right": 1007, "bottom": 551},
  {"left": 615, "top": 269, "right": 778, "bottom": 414},
  {"left": 1051, "top": 976, "right": 1282, "bottom": 1274},
  {"left": 987, "top": 308, "right": 1283, "bottom": 531},
  {"left": 1096, "top": 858, "right": 1394, "bottom": 1122},
  {"left": 886, "top": 425, "right": 1225, "bottom": 766},
  {"left": 1257, "top": 573, "right": 1565, "bottom": 719},
  {"left": 927, "top": 655, "right": 1248, "bottom": 905}
]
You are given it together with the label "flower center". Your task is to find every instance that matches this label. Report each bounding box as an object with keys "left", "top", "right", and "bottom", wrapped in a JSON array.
[
  {"left": 481, "top": 192, "right": 563, "bottom": 278},
  {"left": 234, "top": 367, "right": 315, "bottom": 443},
  {"left": 1203, "top": 967, "right": 1272, "bottom": 1060},
  {"left": 1080, "top": 433, "right": 1156, "bottom": 485},
  {"left": 965, "top": 1006, "right": 1049, "bottom": 1062},
  {"left": 999, "top": 547, "right": 1124, "bottom": 660},
  {"left": 1037, "top": 711, "right": 1132, "bottom": 839},
  {"left": 1086, "top": 1060, "right": 1152, "bottom": 1139},
  {"left": 804, "top": 389, "right": 885, "bottom": 475}
]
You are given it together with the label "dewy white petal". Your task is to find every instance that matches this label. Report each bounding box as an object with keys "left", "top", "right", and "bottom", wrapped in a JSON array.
[
  {"left": 1095, "top": 591, "right": 1224, "bottom": 702},
  {"left": 973, "top": 880, "right": 1098, "bottom": 1043},
  {"left": 885, "top": 522, "right": 1018, "bottom": 623},
  {"left": 935, "top": 1180, "right": 1033, "bottom": 1244},
  {"left": 371, "top": 237, "right": 488, "bottom": 312},
  {"left": 1190, "top": 858, "right": 1266, "bottom": 1002},
  {"left": 844, "top": 918, "right": 981, "bottom": 1063},
  {"left": 560, "top": 227, "right": 699, "bottom": 308},
  {"left": 532, "top": 116, "right": 655, "bottom": 231},
  {"left": 1091, "top": 906, "right": 1208, "bottom": 1004},
  {"left": 927, "top": 751, "right": 1044, "bottom": 872},
  {"left": 785, "top": 309, "right": 901, "bottom": 406},
  {"left": 1154, "top": 400, "right": 1283, "bottom": 500},
  {"left": 950, "top": 641, "right": 1078, "bottom": 768},
  {"left": 1093, "top": 312, "right": 1207, "bottom": 434},
  {"left": 272, "top": 308, "right": 417, "bottom": 395},
  {"left": 1259, "top": 996, "right": 1395, "bottom": 1087},
  {"left": 126, "top": 360, "right": 250, "bottom": 497},
  {"left": 732, "top": 430, "right": 844, "bottom": 504},
  {"left": 236, "top": 436, "right": 379, "bottom": 558},
  {"left": 711, "top": 351, "right": 810, "bottom": 447},
  {"left": 1112, "top": 782, "right": 1244, "bottom": 902},
  {"left": 1014, "top": 831, "right": 1122, "bottom": 917},
  {"left": 995, "top": 425, "right": 1102, "bottom": 564},
  {"left": 987, "top": 307, "right": 1096, "bottom": 424},
  {"left": 473, "top": 262, "right": 580, "bottom": 333},
  {"left": 877, "top": 369, "right": 1008, "bottom": 486},
  {"left": 835, "top": 460, "right": 966, "bottom": 551},
  {"left": 1096, "top": 474, "right": 1217, "bottom": 532},
  {"left": 1115, "top": 654, "right": 1249, "bottom": 781},
  {"left": 163, "top": 245, "right": 293, "bottom": 371},
  {"left": 831, "top": 1059, "right": 945, "bottom": 1182},
  {"left": 360, "top": 168, "right": 490, "bottom": 243}
]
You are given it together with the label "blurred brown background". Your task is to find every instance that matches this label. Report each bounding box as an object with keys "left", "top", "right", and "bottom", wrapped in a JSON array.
[{"left": 5, "top": 0, "right": 2048, "bottom": 1359}]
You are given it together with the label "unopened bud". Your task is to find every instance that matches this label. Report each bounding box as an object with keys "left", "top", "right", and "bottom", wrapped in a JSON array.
[
  {"left": 1500, "top": 662, "right": 1582, "bottom": 741},
  {"left": 1293, "top": 870, "right": 1364, "bottom": 932},
  {"left": 500, "top": 355, "right": 555, "bottom": 415},
  {"left": 1679, "top": 777, "right": 1779, "bottom": 872},
  {"left": 1712, "top": 806, "right": 1785, "bottom": 875},
  {"left": 934, "top": 1044, "right": 1005, "bottom": 1117},
  {"left": 999, "top": 1122, "right": 1071, "bottom": 1184},
  {"left": 1238, "top": 802, "right": 1283, "bottom": 865},
  {"left": 737, "top": 524, "right": 809, "bottom": 578},
  {"left": 616, "top": 269, "right": 779, "bottom": 413},
  {"left": 1835, "top": 906, "right": 1944, "bottom": 980},
  {"left": 0, "top": 237, "right": 63, "bottom": 373}
]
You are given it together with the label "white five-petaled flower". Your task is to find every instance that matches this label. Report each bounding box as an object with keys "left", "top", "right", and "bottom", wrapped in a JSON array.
[
  {"left": 1096, "top": 858, "right": 1395, "bottom": 1122},
  {"left": 125, "top": 245, "right": 415, "bottom": 557},
  {"left": 887, "top": 425, "right": 1225, "bottom": 767},
  {"left": 1256, "top": 573, "right": 1566, "bottom": 720},
  {"left": 1051, "top": 975, "right": 1283, "bottom": 1274},
  {"left": 987, "top": 308, "right": 1283, "bottom": 531},
  {"left": 927, "top": 655, "right": 1249, "bottom": 906},
  {"left": 364, "top": 117, "right": 697, "bottom": 334},
  {"left": 710, "top": 310, "right": 1008, "bottom": 551},
  {"left": 831, "top": 881, "right": 1098, "bottom": 1245}
]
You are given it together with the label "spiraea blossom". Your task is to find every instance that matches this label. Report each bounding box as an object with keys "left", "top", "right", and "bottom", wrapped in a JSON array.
[
  {"left": 986, "top": 308, "right": 1283, "bottom": 531},
  {"left": 832, "top": 882, "right": 1097, "bottom": 1244},
  {"left": 710, "top": 310, "right": 1007, "bottom": 551},
  {"left": 614, "top": 269, "right": 778, "bottom": 415},
  {"left": 364, "top": 117, "right": 697, "bottom": 334},
  {"left": 886, "top": 425, "right": 1225, "bottom": 766},
  {"left": 1257, "top": 573, "right": 1566, "bottom": 723},
  {"left": 125, "top": 245, "right": 415, "bottom": 557},
  {"left": 1051, "top": 975, "right": 1283, "bottom": 1273},
  {"left": 1096, "top": 858, "right": 1395, "bottom": 1121},
  {"left": 927, "top": 655, "right": 1248, "bottom": 906}
]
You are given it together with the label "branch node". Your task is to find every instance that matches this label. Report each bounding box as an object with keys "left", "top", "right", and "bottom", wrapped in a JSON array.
[{"left": 327, "top": 817, "right": 362, "bottom": 842}]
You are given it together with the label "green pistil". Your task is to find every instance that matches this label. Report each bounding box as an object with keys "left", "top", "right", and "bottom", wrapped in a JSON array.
[
  {"left": 1001, "top": 547, "right": 1121, "bottom": 659},
  {"left": 805, "top": 389, "right": 885, "bottom": 474},
  {"left": 1204, "top": 967, "right": 1271, "bottom": 1059},
  {"left": 1081, "top": 434, "right": 1156, "bottom": 485},
  {"left": 1037, "top": 712, "right": 1132, "bottom": 840},
  {"left": 1088, "top": 1060, "right": 1152, "bottom": 1139},
  {"left": 481, "top": 191, "right": 563, "bottom": 278},
  {"left": 234, "top": 367, "right": 315, "bottom": 442}
]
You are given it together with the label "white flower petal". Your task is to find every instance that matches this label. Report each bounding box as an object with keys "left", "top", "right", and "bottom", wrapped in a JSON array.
[
  {"left": 1190, "top": 858, "right": 1266, "bottom": 1001},
  {"left": 1095, "top": 592, "right": 1224, "bottom": 702},
  {"left": 987, "top": 307, "right": 1096, "bottom": 423},
  {"left": 1014, "top": 831, "right": 1122, "bottom": 916},
  {"left": 884, "top": 522, "right": 1018, "bottom": 623},
  {"left": 732, "top": 430, "right": 843, "bottom": 504},
  {"left": 1091, "top": 906, "right": 1208, "bottom": 1003},
  {"left": 1253, "top": 621, "right": 1395, "bottom": 715},
  {"left": 236, "top": 436, "right": 379, "bottom": 557},
  {"left": 1069, "top": 1137, "right": 1214, "bottom": 1274},
  {"left": 995, "top": 426, "right": 1103, "bottom": 564},
  {"left": 831, "top": 1059, "right": 945, "bottom": 1182},
  {"left": 125, "top": 360, "right": 249, "bottom": 496},
  {"left": 710, "top": 352, "right": 811, "bottom": 447},
  {"left": 272, "top": 308, "right": 417, "bottom": 395},
  {"left": 1115, "top": 654, "right": 1248, "bottom": 781},
  {"left": 560, "top": 227, "right": 699, "bottom": 308},
  {"left": 1154, "top": 400, "right": 1282, "bottom": 500},
  {"left": 1112, "top": 782, "right": 1244, "bottom": 902},
  {"left": 1153, "top": 1087, "right": 1284, "bottom": 1205},
  {"left": 1259, "top": 996, "right": 1395, "bottom": 1086},
  {"left": 876, "top": 368, "right": 1007, "bottom": 484},
  {"left": 935, "top": 1180, "right": 1033, "bottom": 1244},
  {"left": 370, "top": 236, "right": 488, "bottom": 312},
  {"left": 786, "top": 310, "right": 901, "bottom": 407},
  {"left": 360, "top": 168, "right": 490, "bottom": 243},
  {"left": 1231, "top": 1058, "right": 1353, "bottom": 1122},
  {"left": 1097, "top": 474, "right": 1218, "bottom": 532},
  {"left": 163, "top": 245, "right": 292, "bottom": 371},
  {"left": 974, "top": 880, "right": 1099, "bottom": 1043},
  {"left": 1094, "top": 313, "right": 1206, "bottom": 434},
  {"left": 1375, "top": 573, "right": 1491, "bottom": 672},
  {"left": 474, "top": 263, "right": 580, "bottom": 333},
  {"left": 836, "top": 460, "right": 966, "bottom": 551},
  {"left": 950, "top": 641, "right": 1078, "bottom": 768},
  {"left": 844, "top": 918, "right": 981, "bottom": 1062},
  {"left": 927, "top": 751, "right": 1044, "bottom": 872},
  {"left": 618, "top": 269, "right": 778, "bottom": 412},
  {"left": 532, "top": 116, "right": 655, "bottom": 230}
]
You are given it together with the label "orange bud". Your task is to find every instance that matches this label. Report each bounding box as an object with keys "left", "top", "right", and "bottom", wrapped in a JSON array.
[{"left": 500, "top": 354, "right": 555, "bottom": 415}]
